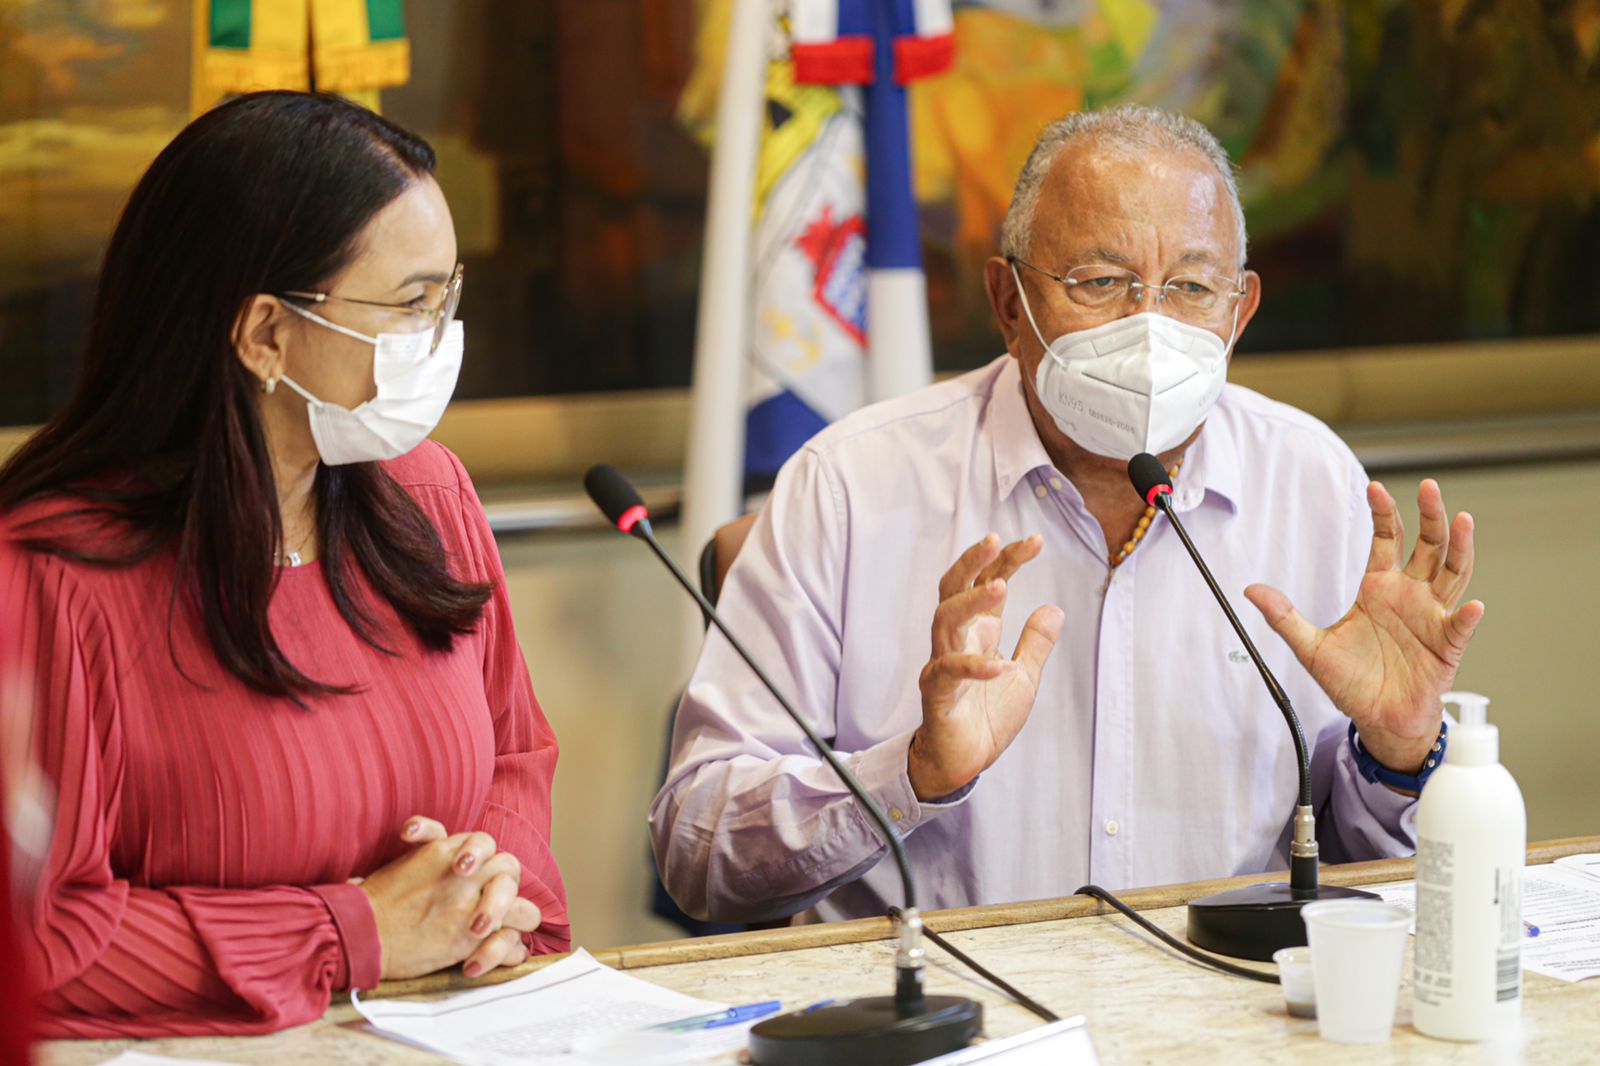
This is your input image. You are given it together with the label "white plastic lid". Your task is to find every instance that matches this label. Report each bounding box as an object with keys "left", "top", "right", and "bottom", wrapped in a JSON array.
[{"left": 1441, "top": 691, "right": 1496, "bottom": 766}]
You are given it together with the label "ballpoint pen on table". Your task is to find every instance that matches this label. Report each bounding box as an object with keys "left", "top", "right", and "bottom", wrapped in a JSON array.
[{"left": 648, "top": 1000, "right": 784, "bottom": 1032}]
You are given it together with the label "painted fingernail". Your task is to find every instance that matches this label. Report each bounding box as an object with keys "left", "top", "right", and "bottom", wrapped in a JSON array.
[
  {"left": 404, "top": 821, "right": 420, "bottom": 837},
  {"left": 458, "top": 854, "right": 476, "bottom": 873},
  {"left": 471, "top": 913, "right": 491, "bottom": 936}
]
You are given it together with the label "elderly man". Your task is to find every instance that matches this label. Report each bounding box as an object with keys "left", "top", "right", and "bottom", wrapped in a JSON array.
[{"left": 652, "top": 105, "right": 1481, "bottom": 923}]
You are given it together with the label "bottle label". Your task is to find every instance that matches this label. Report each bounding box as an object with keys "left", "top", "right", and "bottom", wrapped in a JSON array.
[
  {"left": 1495, "top": 866, "right": 1522, "bottom": 1003},
  {"left": 1415, "top": 838, "right": 1523, "bottom": 1013},
  {"left": 1414, "top": 840, "right": 1455, "bottom": 1004}
]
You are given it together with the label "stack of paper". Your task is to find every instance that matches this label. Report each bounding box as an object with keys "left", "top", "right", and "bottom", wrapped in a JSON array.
[
  {"left": 1366, "top": 856, "right": 1600, "bottom": 983},
  {"left": 93, "top": 1049, "right": 241, "bottom": 1056},
  {"left": 353, "top": 949, "right": 752, "bottom": 1065},
  {"left": 1553, "top": 853, "right": 1600, "bottom": 885},
  {"left": 1521, "top": 860, "right": 1600, "bottom": 982}
]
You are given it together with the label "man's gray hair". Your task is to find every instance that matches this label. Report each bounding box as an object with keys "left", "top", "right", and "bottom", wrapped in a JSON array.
[{"left": 999, "top": 104, "right": 1248, "bottom": 270}]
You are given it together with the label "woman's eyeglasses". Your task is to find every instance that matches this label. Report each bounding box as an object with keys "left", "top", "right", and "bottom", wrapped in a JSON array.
[{"left": 282, "top": 263, "right": 463, "bottom": 354}]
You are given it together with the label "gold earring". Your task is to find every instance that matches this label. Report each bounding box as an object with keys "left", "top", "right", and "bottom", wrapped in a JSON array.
[{"left": 262, "top": 376, "right": 277, "bottom": 395}]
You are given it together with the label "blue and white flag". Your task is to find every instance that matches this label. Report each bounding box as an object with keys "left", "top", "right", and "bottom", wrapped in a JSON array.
[
  {"left": 745, "top": 67, "right": 866, "bottom": 478},
  {"left": 743, "top": 0, "right": 953, "bottom": 480}
]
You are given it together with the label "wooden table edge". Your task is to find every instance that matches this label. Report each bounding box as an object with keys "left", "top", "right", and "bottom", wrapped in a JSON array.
[{"left": 365, "top": 835, "right": 1599, "bottom": 1001}]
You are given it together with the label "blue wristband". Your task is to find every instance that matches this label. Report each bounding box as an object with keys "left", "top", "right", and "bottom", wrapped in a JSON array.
[{"left": 1348, "top": 720, "right": 1448, "bottom": 792}]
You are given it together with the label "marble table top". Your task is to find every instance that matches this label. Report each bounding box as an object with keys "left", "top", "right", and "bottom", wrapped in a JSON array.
[{"left": 43, "top": 843, "right": 1600, "bottom": 1066}]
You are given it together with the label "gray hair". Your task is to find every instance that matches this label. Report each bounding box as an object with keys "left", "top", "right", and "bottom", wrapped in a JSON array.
[{"left": 999, "top": 104, "right": 1248, "bottom": 270}]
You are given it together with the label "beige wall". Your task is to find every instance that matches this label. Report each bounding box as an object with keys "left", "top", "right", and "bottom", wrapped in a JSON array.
[
  {"left": 501, "top": 458, "right": 1600, "bottom": 952},
  {"left": 1398, "top": 460, "right": 1600, "bottom": 840},
  {"left": 497, "top": 527, "right": 694, "bottom": 949}
]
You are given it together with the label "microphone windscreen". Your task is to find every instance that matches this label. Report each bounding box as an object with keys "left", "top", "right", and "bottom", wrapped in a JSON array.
[
  {"left": 584, "top": 464, "right": 648, "bottom": 531},
  {"left": 1127, "top": 453, "right": 1173, "bottom": 506}
]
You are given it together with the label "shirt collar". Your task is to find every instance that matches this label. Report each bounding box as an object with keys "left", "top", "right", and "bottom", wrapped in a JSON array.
[
  {"left": 1168, "top": 395, "right": 1243, "bottom": 516},
  {"left": 987, "top": 355, "right": 1243, "bottom": 514},
  {"left": 988, "top": 357, "right": 1057, "bottom": 501}
]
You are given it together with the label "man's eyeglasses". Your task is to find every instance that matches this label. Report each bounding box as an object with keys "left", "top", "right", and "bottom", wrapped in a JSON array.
[
  {"left": 1009, "top": 256, "right": 1244, "bottom": 324},
  {"left": 282, "top": 263, "right": 464, "bottom": 354}
]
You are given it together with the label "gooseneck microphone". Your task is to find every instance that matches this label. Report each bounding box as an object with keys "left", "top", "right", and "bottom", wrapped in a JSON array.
[
  {"left": 1127, "top": 453, "right": 1374, "bottom": 961},
  {"left": 584, "top": 465, "right": 982, "bottom": 1066}
]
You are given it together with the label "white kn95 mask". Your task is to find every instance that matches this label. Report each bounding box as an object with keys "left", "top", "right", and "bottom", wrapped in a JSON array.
[{"left": 1012, "top": 261, "right": 1236, "bottom": 460}]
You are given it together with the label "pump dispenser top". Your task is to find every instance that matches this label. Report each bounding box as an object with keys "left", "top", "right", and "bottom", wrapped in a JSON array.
[{"left": 1441, "top": 691, "right": 1495, "bottom": 766}]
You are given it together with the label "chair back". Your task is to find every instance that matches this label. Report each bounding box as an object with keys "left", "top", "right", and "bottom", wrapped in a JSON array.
[{"left": 697, "top": 512, "right": 758, "bottom": 608}]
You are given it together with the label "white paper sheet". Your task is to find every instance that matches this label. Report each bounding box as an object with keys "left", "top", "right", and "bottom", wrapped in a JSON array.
[
  {"left": 93, "top": 1049, "right": 241, "bottom": 1056},
  {"left": 918, "top": 1018, "right": 1098, "bottom": 1064},
  {"left": 352, "top": 948, "right": 743, "bottom": 1065},
  {"left": 1363, "top": 863, "right": 1600, "bottom": 982},
  {"left": 1521, "top": 864, "right": 1600, "bottom": 982},
  {"left": 1553, "top": 852, "right": 1600, "bottom": 886},
  {"left": 1365, "top": 880, "right": 1418, "bottom": 933}
]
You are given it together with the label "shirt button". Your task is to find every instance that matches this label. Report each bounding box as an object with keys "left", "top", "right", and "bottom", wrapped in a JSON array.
[
  {"left": 1104, "top": 819, "right": 1120, "bottom": 837},
  {"left": 1033, "top": 484, "right": 1048, "bottom": 498},
  {"left": 888, "top": 807, "right": 905, "bottom": 822},
  {"left": 1049, "top": 477, "right": 1063, "bottom": 491}
]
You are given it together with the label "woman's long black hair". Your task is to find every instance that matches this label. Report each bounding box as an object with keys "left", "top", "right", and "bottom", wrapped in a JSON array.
[{"left": 0, "top": 91, "right": 491, "bottom": 700}]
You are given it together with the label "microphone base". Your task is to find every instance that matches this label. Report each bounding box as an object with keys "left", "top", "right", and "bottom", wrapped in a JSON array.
[
  {"left": 1187, "top": 882, "right": 1380, "bottom": 961},
  {"left": 748, "top": 994, "right": 982, "bottom": 1066}
]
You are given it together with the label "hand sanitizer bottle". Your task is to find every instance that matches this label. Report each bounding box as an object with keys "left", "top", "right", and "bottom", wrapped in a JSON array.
[{"left": 1414, "top": 692, "right": 1526, "bottom": 1041}]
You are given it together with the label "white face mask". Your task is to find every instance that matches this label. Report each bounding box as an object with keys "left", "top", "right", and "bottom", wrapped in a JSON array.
[
  {"left": 279, "top": 305, "right": 463, "bottom": 466},
  {"left": 1012, "top": 262, "right": 1236, "bottom": 460}
]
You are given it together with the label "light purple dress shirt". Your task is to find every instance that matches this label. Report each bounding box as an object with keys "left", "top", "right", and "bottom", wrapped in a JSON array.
[{"left": 651, "top": 355, "right": 1418, "bottom": 923}]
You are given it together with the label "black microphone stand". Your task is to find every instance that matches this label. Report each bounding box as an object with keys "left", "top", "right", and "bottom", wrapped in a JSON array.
[
  {"left": 1131, "top": 456, "right": 1375, "bottom": 961},
  {"left": 586, "top": 466, "right": 981, "bottom": 1065}
]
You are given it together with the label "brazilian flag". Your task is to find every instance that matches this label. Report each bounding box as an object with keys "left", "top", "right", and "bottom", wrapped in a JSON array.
[{"left": 192, "top": 0, "right": 410, "bottom": 114}]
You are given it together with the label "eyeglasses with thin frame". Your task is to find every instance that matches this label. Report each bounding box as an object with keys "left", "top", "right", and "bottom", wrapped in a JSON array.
[
  {"left": 1009, "top": 256, "right": 1245, "bottom": 324},
  {"left": 282, "top": 262, "right": 464, "bottom": 355}
]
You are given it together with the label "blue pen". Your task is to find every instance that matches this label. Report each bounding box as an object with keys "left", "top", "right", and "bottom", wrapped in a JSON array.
[
  {"left": 651, "top": 1000, "right": 784, "bottom": 1032},
  {"left": 1525, "top": 920, "right": 1541, "bottom": 938}
]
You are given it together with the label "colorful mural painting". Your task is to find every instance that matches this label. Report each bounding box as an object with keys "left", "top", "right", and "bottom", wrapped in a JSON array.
[{"left": 3, "top": 0, "right": 1598, "bottom": 426}]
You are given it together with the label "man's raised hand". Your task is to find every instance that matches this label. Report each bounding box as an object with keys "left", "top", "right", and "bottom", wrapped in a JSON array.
[{"left": 909, "top": 533, "right": 1064, "bottom": 801}]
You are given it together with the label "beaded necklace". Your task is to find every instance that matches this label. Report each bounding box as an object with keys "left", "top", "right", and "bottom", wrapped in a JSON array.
[{"left": 1109, "top": 457, "right": 1182, "bottom": 568}]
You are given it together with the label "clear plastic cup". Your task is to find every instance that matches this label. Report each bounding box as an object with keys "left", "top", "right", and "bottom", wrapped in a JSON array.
[
  {"left": 1273, "top": 946, "right": 1315, "bottom": 1018},
  {"left": 1300, "top": 899, "right": 1411, "bottom": 1043}
]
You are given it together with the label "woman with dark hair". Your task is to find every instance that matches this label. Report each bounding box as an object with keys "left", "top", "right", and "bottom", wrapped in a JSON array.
[{"left": 0, "top": 91, "right": 568, "bottom": 1036}]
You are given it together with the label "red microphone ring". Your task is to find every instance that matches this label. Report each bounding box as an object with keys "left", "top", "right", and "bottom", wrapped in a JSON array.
[{"left": 617, "top": 504, "right": 649, "bottom": 533}]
